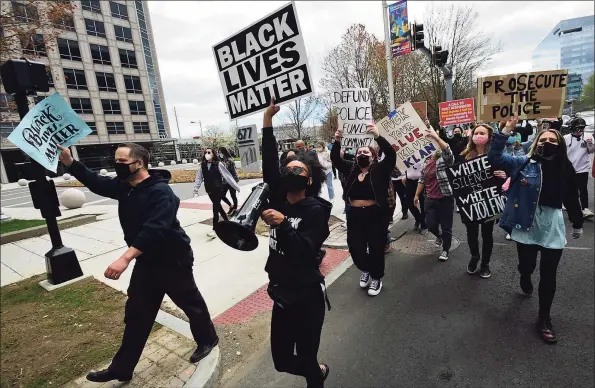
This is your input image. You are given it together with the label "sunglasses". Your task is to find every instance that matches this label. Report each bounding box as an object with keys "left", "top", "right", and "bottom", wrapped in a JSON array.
[{"left": 281, "top": 166, "right": 308, "bottom": 175}]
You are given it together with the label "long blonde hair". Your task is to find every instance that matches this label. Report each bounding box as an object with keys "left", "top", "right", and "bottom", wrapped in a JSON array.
[{"left": 460, "top": 124, "right": 493, "bottom": 160}]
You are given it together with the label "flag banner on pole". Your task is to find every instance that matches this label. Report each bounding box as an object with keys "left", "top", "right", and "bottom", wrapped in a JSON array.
[{"left": 389, "top": 0, "right": 411, "bottom": 58}]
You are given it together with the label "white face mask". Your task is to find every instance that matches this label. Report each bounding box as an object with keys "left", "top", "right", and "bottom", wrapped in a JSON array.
[{"left": 205, "top": 154, "right": 212, "bottom": 161}]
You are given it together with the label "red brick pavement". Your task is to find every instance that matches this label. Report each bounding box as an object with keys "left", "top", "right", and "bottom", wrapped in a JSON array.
[
  {"left": 213, "top": 248, "right": 351, "bottom": 325},
  {"left": 179, "top": 202, "right": 214, "bottom": 210}
]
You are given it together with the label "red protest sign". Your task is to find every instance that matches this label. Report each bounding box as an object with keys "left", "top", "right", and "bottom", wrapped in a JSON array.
[{"left": 439, "top": 98, "right": 475, "bottom": 127}]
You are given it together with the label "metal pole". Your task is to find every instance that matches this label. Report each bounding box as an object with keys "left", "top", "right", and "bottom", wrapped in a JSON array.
[
  {"left": 173, "top": 106, "right": 182, "bottom": 139},
  {"left": 382, "top": 0, "right": 395, "bottom": 112},
  {"left": 198, "top": 120, "right": 204, "bottom": 139}
]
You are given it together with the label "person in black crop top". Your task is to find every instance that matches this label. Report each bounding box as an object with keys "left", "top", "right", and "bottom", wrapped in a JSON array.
[{"left": 331, "top": 125, "right": 396, "bottom": 297}]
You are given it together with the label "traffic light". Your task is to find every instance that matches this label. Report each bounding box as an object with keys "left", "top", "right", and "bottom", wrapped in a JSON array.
[
  {"left": 432, "top": 45, "right": 449, "bottom": 67},
  {"left": 411, "top": 23, "right": 424, "bottom": 50}
]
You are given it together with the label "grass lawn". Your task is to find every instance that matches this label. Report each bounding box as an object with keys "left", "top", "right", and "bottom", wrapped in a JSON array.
[
  {"left": 0, "top": 275, "right": 160, "bottom": 388},
  {"left": 0, "top": 219, "right": 47, "bottom": 235}
]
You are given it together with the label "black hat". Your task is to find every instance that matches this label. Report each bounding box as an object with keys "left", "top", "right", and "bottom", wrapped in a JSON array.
[{"left": 568, "top": 117, "right": 587, "bottom": 131}]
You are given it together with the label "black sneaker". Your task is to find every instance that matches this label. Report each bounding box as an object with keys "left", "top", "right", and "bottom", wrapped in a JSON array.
[
  {"left": 520, "top": 275, "right": 533, "bottom": 295},
  {"left": 359, "top": 271, "right": 371, "bottom": 288},
  {"left": 438, "top": 250, "right": 449, "bottom": 261},
  {"left": 467, "top": 258, "right": 479, "bottom": 274},
  {"left": 434, "top": 236, "right": 443, "bottom": 247},
  {"left": 479, "top": 265, "right": 492, "bottom": 279},
  {"left": 368, "top": 278, "right": 382, "bottom": 296},
  {"left": 401, "top": 213, "right": 409, "bottom": 220},
  {"left": 414, "top": 221, "right": 421, "bottom": 231},
  {"left": 86, "top": 369, "right": 132, "bottom": 383}
]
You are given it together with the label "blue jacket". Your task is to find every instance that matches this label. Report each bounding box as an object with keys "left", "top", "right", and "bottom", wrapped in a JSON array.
[{"left": 488, "top": 133, "right": 583, "bottom": 234}]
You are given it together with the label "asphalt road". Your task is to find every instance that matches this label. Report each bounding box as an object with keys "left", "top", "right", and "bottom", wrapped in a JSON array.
[
  {"left": 227, "top": 184, "right": 595, "bottom": 388},
  {"left": 0, "top": 179, "right": 261, "bottom": 209}
]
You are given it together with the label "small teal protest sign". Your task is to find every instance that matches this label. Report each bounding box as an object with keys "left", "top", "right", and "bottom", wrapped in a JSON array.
[{"left": 7, "top": 93, "right": 92, "bottom": 173}]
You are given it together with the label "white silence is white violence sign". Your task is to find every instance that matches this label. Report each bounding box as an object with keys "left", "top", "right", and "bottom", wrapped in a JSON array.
[{"left": 212, "top": 2, "right": 314, "bottom": 120}]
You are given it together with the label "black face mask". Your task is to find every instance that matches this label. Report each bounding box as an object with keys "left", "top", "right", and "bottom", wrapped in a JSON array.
[
  {"left": 454, "top": 133, "right": 462, "bottom": 138},
  {"left": 356, "top": 155, "right": 371, "bottom": 168},
  {"left": 535, "top": 142, "right": 558, "bottom": 161},
  {"left": 115, "top": 161, "right": 140, "bottom": 180},
  {"left": 281, "top": 171, "right": 309, "bottom": 192}
]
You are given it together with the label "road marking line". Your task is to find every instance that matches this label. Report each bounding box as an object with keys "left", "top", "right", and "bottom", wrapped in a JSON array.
[
  {"left": 82, "top": 198, "right": 113, "bottom": 206},
  {"left": 4, "top": 201, "right": 33, "bottom": 208}
]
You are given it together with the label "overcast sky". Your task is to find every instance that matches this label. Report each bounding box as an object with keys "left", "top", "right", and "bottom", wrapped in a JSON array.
[{"left": 146, "top": 1, "right": 594, "bottom": 139}]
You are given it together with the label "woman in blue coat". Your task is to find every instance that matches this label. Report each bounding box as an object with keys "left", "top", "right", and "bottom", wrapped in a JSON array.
[{"left": 488, "top": 116, "right": 583, "bottom": 344}]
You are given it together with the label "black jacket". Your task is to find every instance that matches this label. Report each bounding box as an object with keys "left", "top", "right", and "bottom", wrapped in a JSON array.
[
  {"left": 69, "top": 161, "right": 192, "bottom": 263},
  {"left": 262, "top": 126, "right": 331, "bottom": 286},
  {"left": 330, "top": 136, "right": 396, "bottom": 209}
]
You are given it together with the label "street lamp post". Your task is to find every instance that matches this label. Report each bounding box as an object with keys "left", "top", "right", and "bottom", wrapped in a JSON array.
[{"left": 190, "top": 120, "right": 204, "bottom": 139}]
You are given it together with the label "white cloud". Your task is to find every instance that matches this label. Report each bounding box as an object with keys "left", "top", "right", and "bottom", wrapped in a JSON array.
[{"left": 147, "top": 1, "right": 594, "bottom": 138}]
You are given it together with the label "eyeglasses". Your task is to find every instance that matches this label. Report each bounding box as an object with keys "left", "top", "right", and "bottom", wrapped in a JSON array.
[{"left": 281, "top": 166, "right": 308, "bottom": 175}]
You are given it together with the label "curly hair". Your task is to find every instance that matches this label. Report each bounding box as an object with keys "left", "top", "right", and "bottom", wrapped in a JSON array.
[{"left": 282, "top": 151, "right": 326, "bottom": 197}]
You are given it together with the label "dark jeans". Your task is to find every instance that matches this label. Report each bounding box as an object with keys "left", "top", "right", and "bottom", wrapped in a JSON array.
[
  {"left": 392, "top": 180, "right": 408, "bottom": 215},
  {"left": 222, "top": 186, "right": 238, "bottom": 208},
  {"left": 405, "top": 179, "right": 426, "bottom": 228},
  {"left": 271, "top": 284, "right": 325, "bottom": 388},
  {"left": 516, "top": 243, "right": 563, "bottom": 319},
  {"left": 576, "top": 172, "right": 589, "bottom": 209},
  {"left": 465, "top": 220, "right": 495, "bottom": 266},
  {"left": 109, "top": 255, "right": 218, "bottom": 376},
  {"left": 207, "top": 191, "right": 228, "bottom": 229},
  {"left": 425, "top": 196, "right": 454, "bottom": 252},
  {"left": 347, "top": 205, "right": 387, "bottom": 279}
]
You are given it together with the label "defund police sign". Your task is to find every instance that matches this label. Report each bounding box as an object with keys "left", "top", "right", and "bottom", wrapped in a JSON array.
[
  {"left": 213, "top": 2, "right": 314, "bottom": 120},
  {"left": 7, "top": 93, "right": 92, "bottom": 173}
]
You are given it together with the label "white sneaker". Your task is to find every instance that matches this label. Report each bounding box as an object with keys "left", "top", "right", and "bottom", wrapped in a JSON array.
[
  {"left": 583, "top": 208, "right": 594, "bottom": 218},
  {"left": 359, "top": 271, "right": 371, "bottom": 288},
  {"left": 562, "top": 205, "right": 566, "bottom": 211},
  {"left": 206, "top": 231, "right": 217, "bottom": 239},
  {"left": 505, "top": 234, "right": 511, "bottom": 241},
  {"left": 438, "top": 251, "right": 449, "bottom": 261},
  {"left": 368, "top": 279, "right": 382, "bottom": 296}
]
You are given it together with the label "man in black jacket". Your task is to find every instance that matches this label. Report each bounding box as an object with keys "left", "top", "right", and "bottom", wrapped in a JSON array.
[{"left": 57, "top": 143, "right": 218, "bottom": 384}]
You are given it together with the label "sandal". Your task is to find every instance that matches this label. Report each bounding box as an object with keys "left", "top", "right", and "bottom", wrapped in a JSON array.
[
  {"left": 320, "top": 364, "right": 330, "bottom": 381},
  {"left": 537, "top": 318, "right": 558, "bottom": 344}
]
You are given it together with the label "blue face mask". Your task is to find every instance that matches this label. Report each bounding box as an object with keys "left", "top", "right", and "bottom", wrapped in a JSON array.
[{"left": 507, "top": 136, "right": 517, "bottom": 145}]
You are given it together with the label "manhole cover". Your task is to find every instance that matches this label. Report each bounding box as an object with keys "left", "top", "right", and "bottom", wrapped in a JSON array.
[{"left": 392, "top": 232, "right": 461, "bottom": 255}]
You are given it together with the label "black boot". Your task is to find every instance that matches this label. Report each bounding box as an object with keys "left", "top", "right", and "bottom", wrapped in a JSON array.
[
  {"left": 189, "top": 338, "right": 219, "bottom": 363},
  {"left": 86, "top": 369, "right": 132, "bottom": 383},
  {"left": 520, "top": 274, "right": 533, "bottom": 295}
]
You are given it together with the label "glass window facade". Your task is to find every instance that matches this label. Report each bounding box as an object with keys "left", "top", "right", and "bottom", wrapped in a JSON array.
[
  {"left": 532, "top": 16, "right": 595, "bottom": 100},
  {"left": 134, "top": 0, "right": 167, "bottom": 138}
]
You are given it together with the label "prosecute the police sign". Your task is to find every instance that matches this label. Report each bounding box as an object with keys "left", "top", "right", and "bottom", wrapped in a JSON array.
[{"left": 213, "top": 2, "right": 314, "bottom": 120}]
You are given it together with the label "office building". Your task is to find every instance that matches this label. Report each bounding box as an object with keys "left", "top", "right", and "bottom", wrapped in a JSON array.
[
  {"left": 532, "top": 15, "right": 595, "bottom": 101},
  {"left": 0, "top": 0, "right": 172, "bottom": 183}
]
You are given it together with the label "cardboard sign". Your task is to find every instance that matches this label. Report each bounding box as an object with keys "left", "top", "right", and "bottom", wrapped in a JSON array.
[
  {"left": 411, "top": 101, "right": 427, "bottom": 120},
  {"left": 439, "top": 98, "right": 475, "bottom": 127},
  {"left": 376, "top": 101, "right": 440, "bottom": 172},
  {"left": 237, "top": 124, "right": 261, "bottom": 173},
  {"left": 334, "top": 88, "right": 374, "bottom": 148},
  {"left": 389, "top": 0, "right": 411, "bottom": 58},
  {"left": 476, "top": 69, "right": 568, "bottom": 122},
  {"left": 7, "top": 93, "right": 92, "bottom": 173},
  {"left": 213, "top": 2, "right": 314, "bottom": 120},
  {"left": 446, "top": 155, "right": 506, "bottom": 224}
]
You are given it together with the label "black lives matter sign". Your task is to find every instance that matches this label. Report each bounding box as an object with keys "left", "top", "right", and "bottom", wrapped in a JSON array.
[
  {"left": 446, "top": 155, "right": 506, "bottom": 224},
  {"left": 213, "top": 2, "right": 314, "bottom": 120}
]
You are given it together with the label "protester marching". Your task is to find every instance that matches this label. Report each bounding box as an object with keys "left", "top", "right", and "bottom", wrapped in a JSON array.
[{"left": 1, "top": 1, "right": 593, "bottom": 387}]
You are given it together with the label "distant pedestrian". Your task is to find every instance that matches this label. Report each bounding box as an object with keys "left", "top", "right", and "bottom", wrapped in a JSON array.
[
  {"left": 58, "top": 143, "right": 218, "bottom": 384},
  {"left": 316, "top": 141, "right": 335, "bottom": 202},
  {"left": 563, "top": 117, "right": 594, "bottom": 218},
  {"left": 218, "top": 147, "right": 240, "bottom": 215},
  {"left": 489, "top": 116, "right": 583, "bottom": 344},
  {"left": 414, "top": 120, "right": 455, "bottom": 262},
  {"left": 193, "top": 148, "right": 239, "bottom": 239}
]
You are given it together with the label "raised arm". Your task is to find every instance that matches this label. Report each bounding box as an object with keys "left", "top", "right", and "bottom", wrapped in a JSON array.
[
  {"left": 330, "top": 130, "right": 354, "bottom": 175},
  {"left": 488, "top": 118, "right": 528, "bottom": 175},
  {"left": 262, "top": 100, "right": 282, "bottom": 194},
  {"left": 375, "top": 126, "right": 397, "bottom": 176},
  {"left": 58, "top": 145, "right": 122, "bottom": 199}
]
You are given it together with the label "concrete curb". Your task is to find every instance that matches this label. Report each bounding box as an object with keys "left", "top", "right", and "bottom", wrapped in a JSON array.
[
  {"left": 0, "top": 214, "right": 98, "bottom": 245},
  {"left": 154, "top": 310, "right": 220, "bottom": 388}
]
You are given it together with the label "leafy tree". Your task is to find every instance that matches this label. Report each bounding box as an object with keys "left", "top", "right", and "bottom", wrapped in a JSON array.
[{"left": 578, "top": 73, "right": 594, "bottom": 110}]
